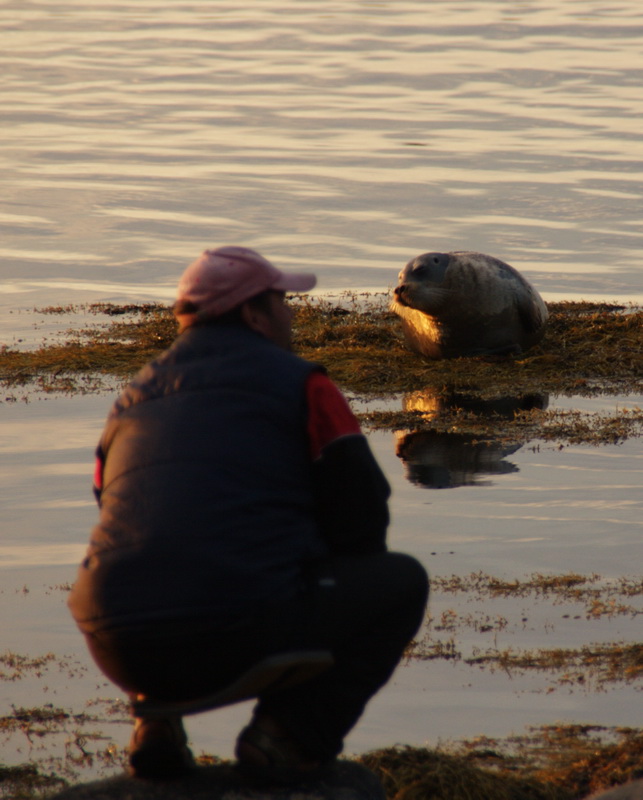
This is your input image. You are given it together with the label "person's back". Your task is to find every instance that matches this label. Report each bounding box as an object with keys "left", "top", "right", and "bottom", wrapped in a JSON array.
[{"left": 69, "top": 322, "right": 326, "bottom": 633}]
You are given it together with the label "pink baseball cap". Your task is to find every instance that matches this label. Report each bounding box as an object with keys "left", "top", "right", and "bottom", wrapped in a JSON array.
[{"left": 174, "top": 246, "right": 316, "bottom": 325}]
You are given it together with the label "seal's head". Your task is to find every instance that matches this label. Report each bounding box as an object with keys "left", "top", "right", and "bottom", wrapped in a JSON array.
[{"left": 393, "top": 252, "right": 454, "bottom": 315}]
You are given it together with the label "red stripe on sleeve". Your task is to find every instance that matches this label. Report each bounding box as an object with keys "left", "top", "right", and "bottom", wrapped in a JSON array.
[
  {"left": 306, "top": 371, "right": 362, "bottom": 461},
  {"left": 93, "top": 451, "right": 104, "bottom": 492}
]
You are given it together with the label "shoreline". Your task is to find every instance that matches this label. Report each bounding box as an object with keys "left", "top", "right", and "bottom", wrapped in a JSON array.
[{"left": 1, "top": 299, "right": 641, "bottom": 798}]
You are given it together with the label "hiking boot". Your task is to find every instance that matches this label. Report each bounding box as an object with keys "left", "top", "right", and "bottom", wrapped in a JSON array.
[
  {"left": 128, "top": 715, "right": 195, "bottom": 780},
  {"left": 235, "top": 715, "right": 330, "bottom": 786}
]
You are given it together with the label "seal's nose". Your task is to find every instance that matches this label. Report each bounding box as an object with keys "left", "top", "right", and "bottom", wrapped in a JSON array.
[{"left": 394, "top": 284, "right": 405, "bottom": 297}]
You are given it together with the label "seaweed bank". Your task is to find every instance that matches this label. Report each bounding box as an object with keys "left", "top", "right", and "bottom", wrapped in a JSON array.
[
  {"left": 0, "top": 298, "right": 641, "bottom": 798},
  {"left": 1, "top": 297, "right": 642, "bottom": 446}
]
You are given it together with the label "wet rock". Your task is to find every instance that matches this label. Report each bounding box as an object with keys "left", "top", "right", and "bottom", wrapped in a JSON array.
[
  {"left": 49, "top": 760, "right": 385, "bottom": 800},
  {"left": 586, "top": 779, "right": 643, "bottom": 800}
]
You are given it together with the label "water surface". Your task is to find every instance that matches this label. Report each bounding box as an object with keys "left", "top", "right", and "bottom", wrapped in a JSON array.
[{"left": 1, "top": 0, "right": 642, "bottom": 307}]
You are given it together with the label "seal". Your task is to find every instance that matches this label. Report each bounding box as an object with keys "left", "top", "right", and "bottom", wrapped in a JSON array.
[{"left": 391, "top": 251, "right": 549, "bottom": 358}]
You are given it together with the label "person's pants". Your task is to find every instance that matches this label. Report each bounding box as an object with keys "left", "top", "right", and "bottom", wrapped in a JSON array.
[{"left": 83, "top": 551, "right": 429, "bottom": 761}]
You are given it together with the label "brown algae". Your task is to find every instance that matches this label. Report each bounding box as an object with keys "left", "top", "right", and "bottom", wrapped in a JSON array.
[
  {"left": 1, "top": 715, "right": 641, "bottom": 799},
  {"left": 359, "top": 724, "right": 643, "bottom": 800},
  {"left": 406, "top": 572, "right": 642, "bottom": 693},
  {"left": 0, "top": 297, "right": 640, "bottom": 399},
  {"left": 1, "top": 298, "right": 642, "bottom": 445},
  {"left": 2, "top": 572, "right": 641, "bottom": 797}
]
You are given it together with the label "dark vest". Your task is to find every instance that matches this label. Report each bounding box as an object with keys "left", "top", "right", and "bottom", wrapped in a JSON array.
[{"left": 69, "top": 324, "right": 327, "bottom": 632}]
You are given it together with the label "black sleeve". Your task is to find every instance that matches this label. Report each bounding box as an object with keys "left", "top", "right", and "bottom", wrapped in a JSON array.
[{"left": 312, "top": 434, "right": 390, "bottom": 555}]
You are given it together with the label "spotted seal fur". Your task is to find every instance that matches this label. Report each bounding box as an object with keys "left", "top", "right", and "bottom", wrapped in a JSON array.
[{"left": 391, "top": 251, "right": 549, "bottom": 359}]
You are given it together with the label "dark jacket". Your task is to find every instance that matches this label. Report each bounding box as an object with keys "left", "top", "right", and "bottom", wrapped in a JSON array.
[{"left": 68, "top": 323, "right": 389, "bottom": 633}]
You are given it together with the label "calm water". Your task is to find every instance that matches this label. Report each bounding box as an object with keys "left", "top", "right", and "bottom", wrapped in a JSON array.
[
  {"left": 0, "top": 0, "right": 641, "bottom": 773},
  {"left": 2, "top": 0, "right": 643, "bottom": 307}
]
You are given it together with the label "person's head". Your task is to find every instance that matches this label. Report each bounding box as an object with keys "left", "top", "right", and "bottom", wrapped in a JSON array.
[{"left": 173, "top": 246, "right": 316, "bottom": 350}]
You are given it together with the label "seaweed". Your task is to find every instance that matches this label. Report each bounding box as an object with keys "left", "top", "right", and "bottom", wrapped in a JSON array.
[
  {"left": 1, "top": 298, "right": 641, "bottom": 445},
  {"left": 1, "top": 297, "right": 641, "bottom": 398}
]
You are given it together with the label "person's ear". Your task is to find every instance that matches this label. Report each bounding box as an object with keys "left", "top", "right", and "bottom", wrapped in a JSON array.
[{"left": 240, "top": 301, "right": 269, "bottom": 336}]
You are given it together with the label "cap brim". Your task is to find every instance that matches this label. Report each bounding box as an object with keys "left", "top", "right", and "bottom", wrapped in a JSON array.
[{"left": 274, "top": 273, "right": 317, "bottom": 293}]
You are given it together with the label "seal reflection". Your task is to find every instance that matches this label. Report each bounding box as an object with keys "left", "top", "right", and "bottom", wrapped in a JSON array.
[{"left": 394, "top": 390, "right": 549, "bottom": 489}]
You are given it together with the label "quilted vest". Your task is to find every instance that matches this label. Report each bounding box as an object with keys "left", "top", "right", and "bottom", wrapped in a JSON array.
[{"left": 69, "top": 323, "right": 327, "bottom": 632}]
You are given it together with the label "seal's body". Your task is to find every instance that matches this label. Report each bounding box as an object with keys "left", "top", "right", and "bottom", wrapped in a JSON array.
[{"left": 391, "top": 251, "right": 548, "bottom": 359}]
